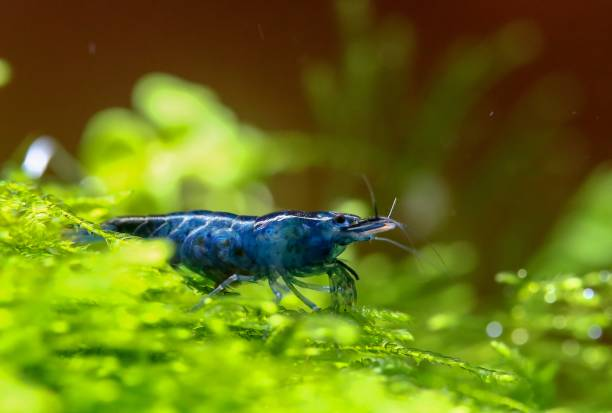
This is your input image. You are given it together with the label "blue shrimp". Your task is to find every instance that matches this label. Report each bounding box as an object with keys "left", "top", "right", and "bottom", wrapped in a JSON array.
[{"left": 100, "top": 209, "right": 405, "bottom": 311}]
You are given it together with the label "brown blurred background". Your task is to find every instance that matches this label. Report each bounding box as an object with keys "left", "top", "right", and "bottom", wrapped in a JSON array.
[
  {"left": 2, "top": 0, "right": 612, "bottom": 295},
  {"left": 1, "top": 0, "right": 611, "bottom": 159}
]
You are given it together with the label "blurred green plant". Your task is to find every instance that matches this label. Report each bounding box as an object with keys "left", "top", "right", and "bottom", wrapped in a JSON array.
[
  {"left": 0, "top": 58, "right": 11, "bottom": 88},
  {"left": 529, "top": 166, "right": 612, "bottom": 277},
  {"left": 302, "top": 0, "right": 587, "bottom": 300},
  {"left": 79, "top": 73, "right": 315, "bottom": 216},
  {"left": 495, "top": 269, "right": 612, "bottom": 410}
]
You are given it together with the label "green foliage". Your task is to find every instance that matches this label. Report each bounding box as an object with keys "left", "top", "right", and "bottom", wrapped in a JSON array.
[
  {"left": 303, "top": 0, "right": 584, "bottom": 288},
  {"left": 0, "top": 182, "right": 531, "bottom": 413},
  {"left": 2, "top": 46, "right": 610, "bottom": 413},
  {"left": 529, "top": 166, "right": 612, "bottom": 277},
  {"left": 0, "top": 58, "right": 11, "bottom": 88},
  {"left": 496, "top": 270, "right": 612, "bottom": 410},
  {"left": 79, "top": 73, "right": 312, "bottom": 216},
  {"left": 2, "top": 2, "right": 611, "bottom": 411}
]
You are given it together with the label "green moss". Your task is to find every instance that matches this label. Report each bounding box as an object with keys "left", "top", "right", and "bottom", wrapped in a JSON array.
[
  {"left": 0, "top": 182, "right": 528, "bottom": 412},
  {"left": 2, "top": 13, "right": 610, "bottom": 408}
]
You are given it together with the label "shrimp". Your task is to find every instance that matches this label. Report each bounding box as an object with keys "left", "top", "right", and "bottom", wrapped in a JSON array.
[{"left": 100, "top": 209, "right": 405, "bottom": 311}]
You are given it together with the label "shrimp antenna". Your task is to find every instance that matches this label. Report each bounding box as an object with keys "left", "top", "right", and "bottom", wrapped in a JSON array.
[
  {"left": 387, "top": 197, "right": 397, "bottom": 218},
  {"left": 374, "top": 236, "right": 419, "bottom": 255},
  {"left": 387, "top": 218, "right": 448, "bottom": 272},
  {"left": 374, "top": 236, "right": 445, "bottom": 274},
  {"left": 361, "top": 174, "right": 379, "bottom": 217}
]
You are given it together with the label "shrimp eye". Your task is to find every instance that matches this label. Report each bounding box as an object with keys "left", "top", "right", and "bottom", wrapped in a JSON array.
[{"left": 334, "top": 215, "right": 346, "bottom": 224}]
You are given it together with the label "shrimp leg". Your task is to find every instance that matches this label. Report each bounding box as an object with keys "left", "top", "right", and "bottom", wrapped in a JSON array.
[
  {"left": 327, "top": 265, "right": 356, "bottom": 312},
  {"left": 282, "top": 277, "right": 321, "bottom": 311},
  {"left": 268, "top": 277, "right": 285, "bottom": 304},
  {"left": 191, "top": 274, "right": 256, "bottom": 311},
  {"left": 291, "top": 278, "right": 331, "bottom": 292}
]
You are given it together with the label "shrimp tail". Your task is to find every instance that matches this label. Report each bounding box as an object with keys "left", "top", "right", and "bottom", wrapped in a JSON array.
[{"left": 68, "top": 227, "right": 106, "bottom": 244}]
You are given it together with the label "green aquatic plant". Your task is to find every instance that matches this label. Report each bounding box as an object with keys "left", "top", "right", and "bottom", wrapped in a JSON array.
[
  {"left": 78, "top": 73, "right": 314, "bottom": 216},
  {"left": 0, "top": 58, "right": 11, "bottom": 88},
  {"left": 2, "top": 61, "right": 609, "bottom": 411},
  {"left": 2, "top": 2, "right": 610, "bottom": 408},
  {"left": 495, "top": 269, "right": 612, "bottom": 411},
  {"left": 0, "top": 182, "right": 530, "bottom": 412}
]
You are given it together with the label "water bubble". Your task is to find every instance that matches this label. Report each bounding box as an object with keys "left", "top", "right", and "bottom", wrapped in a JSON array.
[
  {"left": 517, "top": 268, "right": 528, "bottom": 279},
  {"left": 544, "top": 290, "right": 557, "bottom": 304},
  {"left": 486, "top": 321, "right": 503, "bottom": 338},
  {"left": 511, "top": 328, "right": 529, "bottom": 345},
  {"left": 588, "top": 325, "right": 602, "bottom": 340},
  {"left": 583, "top": 288, "right": 595, "bottom": 300}
]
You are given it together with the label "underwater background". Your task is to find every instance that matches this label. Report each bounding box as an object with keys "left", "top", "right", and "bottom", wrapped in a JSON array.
[{"left": 0, "top": 1, "right": 611, "bottom": 411}]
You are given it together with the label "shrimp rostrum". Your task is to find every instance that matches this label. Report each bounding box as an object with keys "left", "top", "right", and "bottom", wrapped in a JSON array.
[{"left": 100, "top": 209, "right": 405, "bottom": 311}]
